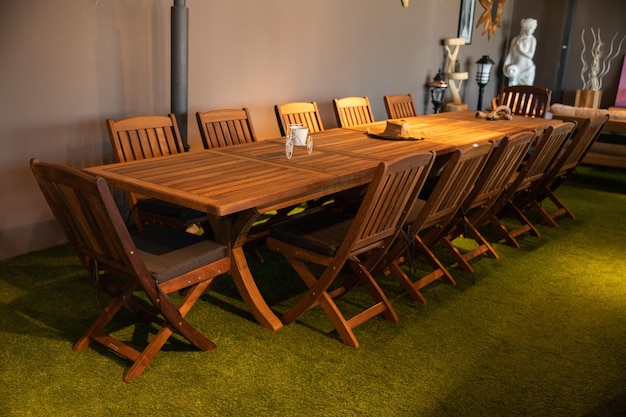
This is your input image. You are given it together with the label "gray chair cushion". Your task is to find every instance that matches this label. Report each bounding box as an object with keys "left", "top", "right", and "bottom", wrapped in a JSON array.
[
  {"left": 132, "top": 225, "right": 226, "bottom": 283},
  {"left": 270, "top": 211, "right": 353, "bottom": 257}
]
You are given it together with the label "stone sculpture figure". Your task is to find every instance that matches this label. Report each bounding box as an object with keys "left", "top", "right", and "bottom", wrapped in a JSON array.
[{"left": 503, "top": 18, "right": 537, "bottom": 86}]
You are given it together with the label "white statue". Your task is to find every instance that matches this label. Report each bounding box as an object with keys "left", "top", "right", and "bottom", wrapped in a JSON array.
[{"left": 503, "top": 18, "right": 537, "bottom": 86}]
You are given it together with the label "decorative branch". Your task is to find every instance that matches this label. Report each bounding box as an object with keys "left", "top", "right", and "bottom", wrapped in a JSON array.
[
  {"left": 579, "top": 28, "right": 626, "bottom": 91},
  {"left": 598, "top": 32, "right": 626, "bottom": 90},
  {"left": 580, "top": 29, "right": 589, "bottom": 89}
]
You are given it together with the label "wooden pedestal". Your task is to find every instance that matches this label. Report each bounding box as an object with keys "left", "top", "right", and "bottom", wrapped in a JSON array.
[
  {"left": 575, "top": 89, "right": 602, "bottom": 108},
  {"left": 445, "top": 103, "right": 469, "bottom": 112}
]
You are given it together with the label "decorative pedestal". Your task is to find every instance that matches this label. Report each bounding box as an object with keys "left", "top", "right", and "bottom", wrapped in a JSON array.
[
  {"left": 445, "top": 102, "right": 469, "bottom": 112},
  {"left": 575, "top": 89, "right": 602, "bottom": 108},
  {"left": 444, "top": 38, "right": 469, "bottom": 112},
  {"left": 445, "top": 71, "right": 469, "bottom": 112}
]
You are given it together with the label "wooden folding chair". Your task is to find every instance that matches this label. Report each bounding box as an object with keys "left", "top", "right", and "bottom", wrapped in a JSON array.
[
  {"left": 30, "top": 159, "right": 230, "bottom": 381},
  {"left": 481, "top": 122, "right": 577, "bottom": 247},
  {"left": 379, "top": 142, "right": 495, "bottom": 303},
  {"left": 274, "top": 101, "right": 324, "bottom": 136},
  {"left": 384, "top": 93, "right": 418, "bottom": 119},
  {"left": 266, "top": 151, "right": 436, "bottom": 347},
  {"left": 196, "top": 107, "right": 257, "bottom": 149},
  {"left": 333, "top": 96, "right": 375, "bottom": 127},
  {"left": 106, "top": 114, "right": 207, "bottom": 230},
  {"left": 439, "top": 130, "right": 537, "bottom": 273},
  {"left": 492, "top": 85, "right": 551, "bottom": 118},
  {"left": 528, "top": 114, "right": 609, "bottom": 227}
]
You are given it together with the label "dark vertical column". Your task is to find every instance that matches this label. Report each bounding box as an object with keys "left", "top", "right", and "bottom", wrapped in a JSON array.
[
  {"left": 171, "top": 0, "right": 189, "bottom": 151},
  {"left": 555, "top": 0, "right": 577, "bottom": 104}
]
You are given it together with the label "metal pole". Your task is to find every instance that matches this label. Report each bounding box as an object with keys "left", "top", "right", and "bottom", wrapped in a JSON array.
[
  {"left": 171, "top": 0, "right": 189, "bottom": 151},
  {"left": 477, "top": 84, "right": 485, "bottom": 111},
  {"left": 555, "top": 0, "right": 577, "bottom": 104}
]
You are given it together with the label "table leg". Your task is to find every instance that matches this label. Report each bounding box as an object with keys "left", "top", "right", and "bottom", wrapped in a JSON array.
[
  {"left": 229, "top": 246, "right": 283, "bottom": 331},
  {"left": 210, "top": 209, "right": 283, "bottom": 332}
]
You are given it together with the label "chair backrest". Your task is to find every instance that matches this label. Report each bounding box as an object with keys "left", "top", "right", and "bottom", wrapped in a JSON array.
[
  {"left": 274, "top": 101, "right": 324, "bottom": 136},
  {"left": 338, "top": 152, "right": 436, "bottom": 262},
  {"left": 546, "top": 113, "right": 609, "bottom": 179},
  {"left": 196, "top": 108, "right": 257, "bottom": 149},
  {"left": 495, "top": 85, "right": 551, "bottom": 118},
  {"left": 463, "top": 130, "right": 536, "bottom": 212},
  {"left": 333, "top": 96, "right": 375, "bottom": 127},
  {"left": 106, "top": 114, "right": 186, "bottom": 221},
  {"left": 408, "top": 142, "right": 495, "bottom": 239},
  {"left": 30, "top": 158, "right": 158, "bottom": 290},
  {"left": 384, "top": 94, "right": 417, "bottom": 119},
  {"left": 106, "top": 114, "right": 184, "bottom": 163},
  {"left": 501, "top": 122, "right": 576, "bottom": 203}
]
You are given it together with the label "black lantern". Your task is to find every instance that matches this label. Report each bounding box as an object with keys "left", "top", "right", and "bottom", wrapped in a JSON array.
[
  {"left": 427, "top": 69, "right": 448, "bottom": 114},
  {"left": 475, "top": 55, "right": 495, "bottom": 111}
]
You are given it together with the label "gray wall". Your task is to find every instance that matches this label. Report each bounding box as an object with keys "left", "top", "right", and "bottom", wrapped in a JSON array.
[{"left": 9, "top": 0, "right": 621, "bottom": 259}]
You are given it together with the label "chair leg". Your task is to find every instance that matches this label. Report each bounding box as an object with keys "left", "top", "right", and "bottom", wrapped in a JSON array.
[
  {"left": 388, "top": 260, "right": 428, "bottom": 304},
  {"left": 281, "top": 257, "right": 326, "bottom": 324},
  {"left": 440, "top": 236, "right": 474, "bottom": 273},
  {"left": 125, "top": 279, "right": 216, "bottom": 382},
  {"left": 533, "top": 188, "right": 575, "bottom": 227},
  {"left": 530, "top": 199, "right": 559, "bottom": 228},
  {"left": 490, "top": 201, "right": 540, "bottom": 248},
  {"left": 347, "top": 261, "right": 399, "bottom": 323},
  {"left": 73, "top": 280, "right": 138, "bottom": 352},
  {"left": 316, "top": 291, "right": 360, "bottom": 348},
  {"left": 508, "top": 203, "right": 541, "bottom": 238},
  {"left": 389, "top": 235, "right": 456, "bottom": 303},
  {"left": 123, "top": 325, "right": 174, "bottom": 382},
  {"left": 488, "top": 213, "right": 519, "bottom": 248},
  {"left": 440, "top": 217, "right": 499, "bottom": 274},
  {"left": 280, "top": 255, "right": 397, "bottom": 348},
  {"left": 75, "top": 276, "right": 215, "bottom": 382}
]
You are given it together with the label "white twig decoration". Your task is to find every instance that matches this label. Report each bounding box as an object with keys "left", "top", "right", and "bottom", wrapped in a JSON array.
[{"left": 579, "top": 28, "right": 626, "bottom": 91}]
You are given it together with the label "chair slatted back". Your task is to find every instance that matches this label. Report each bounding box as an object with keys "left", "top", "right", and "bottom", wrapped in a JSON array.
[
  {"left": 106, "top": 114, "right": 193, "bottom": 228},
  {"left": 274, "top": 102, "right": 324, "bottom": 136},
  {"left": 496, "top": 85, "right": 551, "bottom": 118},
  {"left": 410, "top": 143, "right": 494, "bottom": 237},
  {"left": 513, "top": 122, "right": 576, "bottom": 193},
  {"left": 546, "top": 114, "right": 609, "bottom": 179},
  {"left": 333, "top": 96, "right": 375, "bottom": 127},
  {"left": 384, "top": 94, "right": 417, "bottom": 119},
  {"left": 30, "top": 159, "right": 153, "bottom": 292},
  {"left": 341, "top": 152, "right": 436, "bottom": 260},
  {"left": 464, "top": 130, "right": 536, "bottom": 211},
  {"left": 106, "top": 114, "right": 184, "bottom": 162},
  {"left": 196, "top": 108, "right": 257, "bottom": 149}
]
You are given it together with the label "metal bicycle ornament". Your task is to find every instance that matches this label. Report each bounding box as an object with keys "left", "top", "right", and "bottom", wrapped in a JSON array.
[{"left": 285, "top": 124, "right": 313, "bottom": 159}]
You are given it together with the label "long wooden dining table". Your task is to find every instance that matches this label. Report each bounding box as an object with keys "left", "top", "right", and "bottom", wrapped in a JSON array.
[{"left": 84, "top": 111, "right": 560, "bottom": 331}]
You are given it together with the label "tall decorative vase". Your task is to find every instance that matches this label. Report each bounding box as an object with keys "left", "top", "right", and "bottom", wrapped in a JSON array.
[{"left": 575, "top": 89, "right": 602, "bottom": 108}]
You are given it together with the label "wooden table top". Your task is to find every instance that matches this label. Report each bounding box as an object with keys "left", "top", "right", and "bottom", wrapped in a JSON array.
[
  {"left": 349, "top": 111, "right": 560, "bottom": 142},
  {"left": 85, "top": 150, "right": 344, "bottom": 217},
  {"left": 85, "top": 111, "right": 558, "bottom": 218}
]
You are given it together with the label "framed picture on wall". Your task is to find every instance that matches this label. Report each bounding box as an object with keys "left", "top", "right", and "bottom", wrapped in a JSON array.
[{"left": 458, "top": 0, "right": 476, "bottom": 44}]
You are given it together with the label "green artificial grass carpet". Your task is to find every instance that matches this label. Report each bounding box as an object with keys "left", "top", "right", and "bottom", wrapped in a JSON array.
[{"left": 1, "top": 165, "right": 625, "bottom": 417}]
